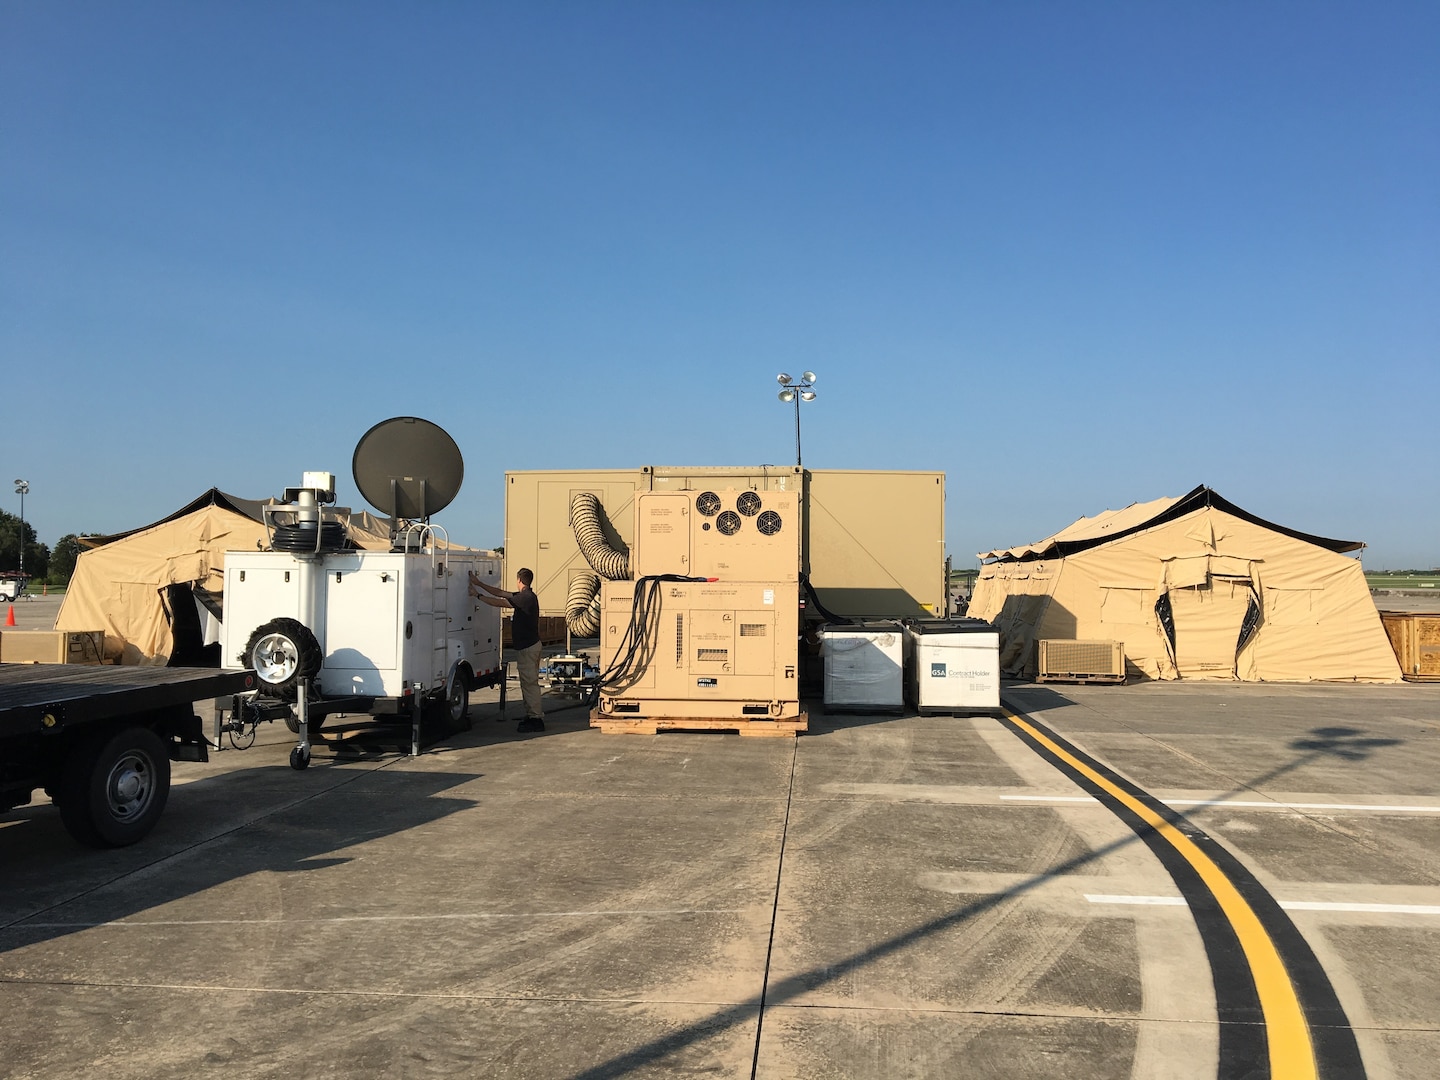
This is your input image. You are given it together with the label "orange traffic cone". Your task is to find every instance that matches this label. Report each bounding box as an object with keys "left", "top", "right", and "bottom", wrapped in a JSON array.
[{"left": 5, "top": 605, "right": 14, "bottom": 627}]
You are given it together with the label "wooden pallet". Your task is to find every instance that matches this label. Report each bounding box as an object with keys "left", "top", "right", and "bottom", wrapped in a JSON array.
[
  {"left": 590, "top": 711, "right": 808, "bottom": 737},
  {"left": 1036, "top": 672, "right": 1127, "bottom": 685}
]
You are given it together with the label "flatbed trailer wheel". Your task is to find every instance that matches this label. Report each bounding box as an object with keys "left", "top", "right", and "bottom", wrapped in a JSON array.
[{"left": 58, "top": 726, "right": 172, "bottom": 848}]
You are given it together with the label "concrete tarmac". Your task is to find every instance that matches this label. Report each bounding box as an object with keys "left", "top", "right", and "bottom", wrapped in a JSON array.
[{"left": 3, "top": 673, "right": 1439, "bottom": 1078}]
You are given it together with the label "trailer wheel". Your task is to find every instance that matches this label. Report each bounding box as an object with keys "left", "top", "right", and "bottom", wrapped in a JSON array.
[
  {"left": 284, "top": 705, "right": 324, "bottom": 735},
  {"left": 447, "top": 679, "right": 471, "bottom": 730},
  {"left": 245, "top": 618, "right": 322, "bottom": 698},
  {"left": 58, "top": 726, "right": 172, "bottom": 848}
]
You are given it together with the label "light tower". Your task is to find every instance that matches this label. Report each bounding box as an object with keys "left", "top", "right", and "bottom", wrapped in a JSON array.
[{"left": 775, "top": 372, "right": 817, "bottom": 467}]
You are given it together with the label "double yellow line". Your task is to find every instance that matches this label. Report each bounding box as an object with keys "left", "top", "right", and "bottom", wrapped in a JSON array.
[{"left": 1004, "top": 710, "right": 1317, "bottom": 1080}]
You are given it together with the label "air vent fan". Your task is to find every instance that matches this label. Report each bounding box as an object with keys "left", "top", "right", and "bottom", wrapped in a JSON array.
[
  {"left": 756, "top": 510, "right": 782, "bottom": 536},
  {"left": 736, "top": 491, "right": 762, "bottom": 516},
  {"left": 695, "top": 491, "right": 722, "bottom": 517},
  {"left": 717, "top": 510, "right": 742, "bottom": 536}
]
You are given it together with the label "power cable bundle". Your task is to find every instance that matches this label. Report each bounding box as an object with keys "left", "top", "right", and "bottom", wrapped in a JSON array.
[{"left": 587, "top": 574, "right": 712, "bottom": 705}]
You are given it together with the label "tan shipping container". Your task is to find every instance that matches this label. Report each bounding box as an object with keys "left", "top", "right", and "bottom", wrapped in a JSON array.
[{"left": 504, "top": 466, "right": 946, "bottom": 621}]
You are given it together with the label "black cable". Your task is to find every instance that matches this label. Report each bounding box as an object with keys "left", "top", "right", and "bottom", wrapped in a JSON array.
[
  {"left": 801, "top": 572, "right": 852, "bottom": 624},
  {"left": 586, "top": 574, "right": 712, "bottom": 705},
  {"left": 271, "top": 522, "right": 349, "bottom": 554}
]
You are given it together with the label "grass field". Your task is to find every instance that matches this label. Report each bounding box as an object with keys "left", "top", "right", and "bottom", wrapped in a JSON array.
[{"left": 1366, "top": 571, "right": 1440, "bottom": 590}]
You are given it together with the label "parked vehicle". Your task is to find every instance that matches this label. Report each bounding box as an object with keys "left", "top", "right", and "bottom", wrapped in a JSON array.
[{"left": 0, "top": 664, "right": 256, "bottom": 846}]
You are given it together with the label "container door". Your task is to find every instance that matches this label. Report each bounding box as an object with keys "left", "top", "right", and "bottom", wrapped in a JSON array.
[
  {"left": 322, "top": 567, "right": 401, "bottom": 696},
  {"left": 634, "top": 493, "right": 691, "bottom": 578}
]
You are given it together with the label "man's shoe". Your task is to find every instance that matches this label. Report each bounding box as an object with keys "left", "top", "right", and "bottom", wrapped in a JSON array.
[{"left": 517, "top": 718, "right": 545, "bottom": 733}]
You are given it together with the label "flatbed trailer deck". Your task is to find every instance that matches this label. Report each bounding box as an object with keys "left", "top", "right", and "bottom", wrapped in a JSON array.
[{"left": 0, "top": 664, "right": 257, "bottom": 847}]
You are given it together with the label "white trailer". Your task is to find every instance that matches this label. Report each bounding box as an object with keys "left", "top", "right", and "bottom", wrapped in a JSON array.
[{"left": 220, "top": 418, "right": 504, "bottom": 768}]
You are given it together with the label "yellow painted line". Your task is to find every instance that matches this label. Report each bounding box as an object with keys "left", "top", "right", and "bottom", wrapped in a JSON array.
[{"left": 1005, "top": 710, "right": 1316, "bottom": 1080}]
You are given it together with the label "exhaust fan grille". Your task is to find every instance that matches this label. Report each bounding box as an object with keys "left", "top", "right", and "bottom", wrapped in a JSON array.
[
  {"left": 695, "top": 491, "right": 722, "bottom": 517},
  {"left": 756, "top": 510, "right": 782, "bottom": 536},
  {"left": 736, "top": 491, "right": 762, "bottom": 516},
  {"left": 717, "top": 510, "right": 742, "bottom": 536}
]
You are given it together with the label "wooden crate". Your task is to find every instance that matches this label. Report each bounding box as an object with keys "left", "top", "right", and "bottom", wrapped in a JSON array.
[
  {"left": 1379, "top": 611, "right": 1440, "bottom": 682},
  {"left": 502, "top": 615, "right": 568, "bottom": 648},
  {"left": 590, "top": 711, "right": 808, "bottom": 737}
]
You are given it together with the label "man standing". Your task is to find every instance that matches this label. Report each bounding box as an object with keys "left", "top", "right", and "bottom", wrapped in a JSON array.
[{"left": 470, "top": 567, "right": 545, "bottom": 732}]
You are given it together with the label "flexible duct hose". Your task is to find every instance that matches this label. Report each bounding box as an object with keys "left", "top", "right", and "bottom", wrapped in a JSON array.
[
  {"left": 570, "top": 492, "right": 630, "bottom": 581},
  {"left": 566, "top": 573, "right": 603, "bottom": 637}
]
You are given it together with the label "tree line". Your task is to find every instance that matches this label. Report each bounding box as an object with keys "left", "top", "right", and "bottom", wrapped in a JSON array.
[{"left": 0, "top": 509, "right": 98, "bottom": 586}]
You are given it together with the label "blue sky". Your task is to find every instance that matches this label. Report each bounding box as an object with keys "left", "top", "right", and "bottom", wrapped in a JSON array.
[{"left": 3, "top": 2, "right": 1436, "bottom": 568}]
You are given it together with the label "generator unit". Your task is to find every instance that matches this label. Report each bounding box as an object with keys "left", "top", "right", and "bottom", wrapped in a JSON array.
[
  {"left": 592, "top": 488, "right": 805, "bottom": 727},
  {"left": 220, "top": 417, "right": 505, "bottom": 768}
]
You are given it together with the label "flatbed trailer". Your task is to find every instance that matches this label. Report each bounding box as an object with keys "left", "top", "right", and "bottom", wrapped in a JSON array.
[{"left": 0, "top": 663, "right": 257, "bottom": 847}]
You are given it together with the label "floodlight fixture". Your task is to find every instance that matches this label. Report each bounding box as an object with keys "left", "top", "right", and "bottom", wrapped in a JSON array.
[{"left": 773, "top": 371, "right": 819, "bottom": 468}]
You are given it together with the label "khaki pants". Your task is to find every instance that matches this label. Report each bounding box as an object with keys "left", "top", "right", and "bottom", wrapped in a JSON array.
[{"left": 516, "top": 642, "right": 544, "bottom": 719}]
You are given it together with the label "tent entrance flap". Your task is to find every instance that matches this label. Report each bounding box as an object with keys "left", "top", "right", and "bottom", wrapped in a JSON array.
[{"left": 1170, "top": 579, "right": 1252, "bottom": 678}]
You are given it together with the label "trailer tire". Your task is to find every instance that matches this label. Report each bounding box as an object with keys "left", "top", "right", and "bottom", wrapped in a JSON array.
[
  {"left": 244, "top": 618, "right": 322, "bottom": 698},
  {"left": 447, "top": 679, "right": 471, "bottom": 730},
  {"left": 283, "top": 708, "right": 324, "bottom": 736},
  {"left": 58, "top": 726, "right": 172, "bottom": 848}
]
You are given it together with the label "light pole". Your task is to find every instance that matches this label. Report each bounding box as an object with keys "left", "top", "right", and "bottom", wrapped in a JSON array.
[
  {"left": 13, "top": 479, "right": 28, "bottom": 578},
  {"left": 776, "top": 372, "right": 817, "bottom": 467}
]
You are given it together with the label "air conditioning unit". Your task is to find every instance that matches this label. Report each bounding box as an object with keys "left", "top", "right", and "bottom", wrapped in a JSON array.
[
  {"left": 0, "top": 629, "right": 105, "bottom": 665},
  {"left": 593, "top": 488, "right": 804, "bottom": 730},
  {"left": 1036, "top": 640, "right": 1126, "bottom": 684}
]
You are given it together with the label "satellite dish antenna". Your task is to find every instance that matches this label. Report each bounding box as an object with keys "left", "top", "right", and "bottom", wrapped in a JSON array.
[{"left": 352, "top": 416, "right": 464, "bottom": 521}]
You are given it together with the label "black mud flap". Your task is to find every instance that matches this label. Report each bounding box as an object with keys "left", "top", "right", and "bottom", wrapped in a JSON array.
[{"left": 165, "top": 712, "right": 211, "bottom": 763}]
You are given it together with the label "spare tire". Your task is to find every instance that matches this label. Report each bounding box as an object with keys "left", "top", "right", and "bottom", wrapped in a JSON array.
[{"left": 244, "top": 617, "right": 322, "bottom": 698}]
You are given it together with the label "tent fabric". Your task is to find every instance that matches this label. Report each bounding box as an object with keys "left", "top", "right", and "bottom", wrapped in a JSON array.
[
  {"left": 978, "top": 485, "right": 1365, "bottom": 561},
  {"left": 969, "top": 488, "right": 1400, "bottom": 684},
  {"left": 57, "top": 503, "right": 272, "bottom": 665},
  {"left": 77, "top": 488, "right": 274, "bottom": 548},
  {"left": 55, "top": 494, "right": 399, "bottom": 665}
]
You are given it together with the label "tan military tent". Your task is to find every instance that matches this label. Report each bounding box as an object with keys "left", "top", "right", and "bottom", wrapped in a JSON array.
[
  {"left": 55, "top": 490, "right": 397, "bottom": 665},
  {"left": 968, "top": 486, "right": 1401, "bottom": 683}
]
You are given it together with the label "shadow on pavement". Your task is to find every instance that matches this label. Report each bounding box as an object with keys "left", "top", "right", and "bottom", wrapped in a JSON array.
[
  {"left": 0, "top": 764, "right": 481, "bottom": 954},
  {"left": 566, "top": 720, "right": 1401, "bottom": 1080}
]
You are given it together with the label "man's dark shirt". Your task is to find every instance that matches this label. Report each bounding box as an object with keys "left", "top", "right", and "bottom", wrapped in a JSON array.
[{"left": 510, "top": 585, "right": 541, "bottom": 650}]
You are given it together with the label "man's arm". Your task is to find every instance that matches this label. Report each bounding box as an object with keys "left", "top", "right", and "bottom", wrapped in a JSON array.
[{"left": 469, "top": 571, "right": 514, "bottom": 605}]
